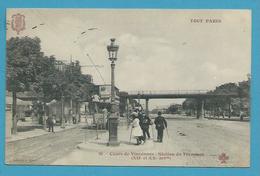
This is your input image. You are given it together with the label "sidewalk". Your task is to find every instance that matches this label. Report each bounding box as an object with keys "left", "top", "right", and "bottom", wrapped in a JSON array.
[
  {"left": 52, "top": 121, "right": 175, "bottom": 166},
  {"left": 77, "top": 123, "right": 154, "bottom": 152},
  {"left": 6, "top": 121, "right": 86, "bottom": 143},
  {"left": 205, "top": 116, "right": 250, "bottom": 121}
]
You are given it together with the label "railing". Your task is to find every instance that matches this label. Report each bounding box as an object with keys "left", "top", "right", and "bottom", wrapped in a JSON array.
[{"left": 125, "top": 90, "right": 210, "bottom": 95}]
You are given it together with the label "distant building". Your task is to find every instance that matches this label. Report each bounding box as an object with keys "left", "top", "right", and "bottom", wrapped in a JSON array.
[
  {"left": 98, "top": 84, "right": 120, "bottom": 104},
  {"left": 97, "top": 84, "right": 120, "bottom": 112},
  {"left": 151, "top": 108, "right": 168, "bottom": 114}
]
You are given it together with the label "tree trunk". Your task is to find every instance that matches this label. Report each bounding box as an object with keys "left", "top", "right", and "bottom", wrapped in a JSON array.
[
  {"left": 76, "top": 101, "right": 80, "bottom": 123},
  {"left": 43, "top": 102, "right": 47, "bottom": 130},
  {"left": 11, "top": 91, "right": 17, "bottom": 134},
  {"left": 240, "top": 97, "right": 244, "bottom": 121},
  {"left": 228, "top": 98, "right": 231, "bottom": 119},
  {"left": 61, "top": 93, "right": 65, "bottom": 128},
  {"left": 70, "top": 98, "right": 73, "bottom": 124}
]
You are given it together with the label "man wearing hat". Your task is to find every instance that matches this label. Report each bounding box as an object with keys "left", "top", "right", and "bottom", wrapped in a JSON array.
[
  {"left": 140, "top": 112, "right": 152, "bottom": 141},
  {"left": 154, "top": 111, "right": 167, "bottom": 142}
]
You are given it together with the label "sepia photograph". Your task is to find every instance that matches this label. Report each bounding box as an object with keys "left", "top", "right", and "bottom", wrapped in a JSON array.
[{"left": 5, "top": 9, "right": 251, "bottom": 167}]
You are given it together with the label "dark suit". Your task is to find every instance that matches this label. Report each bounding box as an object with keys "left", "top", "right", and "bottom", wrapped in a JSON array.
[
  {"left": 154, "top": 115, "right": 167, "bottom": 142},
  {"left": 47, "top": 116, "right": 54, "bottom": 132},
  {"left": 140, "top": 115, "right": 152, "bottom": 140}
]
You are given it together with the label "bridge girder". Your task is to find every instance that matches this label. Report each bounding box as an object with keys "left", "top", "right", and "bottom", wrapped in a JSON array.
[{"left": 120, "top": 93, "right": 239, "bottom": 99}]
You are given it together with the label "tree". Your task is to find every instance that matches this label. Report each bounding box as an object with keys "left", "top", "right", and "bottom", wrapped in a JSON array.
[
  {"left": 206, "top": 83, "right": 239, "bottom": 116},
  {"left": 182, "top": 98, "right": 197, "bottom": 116},
  {"left": 30, "top": 55, "right": 60, "bottom": 127},
  {"left": 238, "top": 79, "right": 250, "bottom": 120},
  {"left": 7, "top": 36, "right": 96, "bottom": 131},
  {"left": 6, "top": 37, "right": 42, "bottom": 134},
  {"left": 167, "top": 104, "right": 181, "bottom": 114},
  {"left": 63, "top": 61, "right": 95, "bottom": 118},
  {"left": 182, "top": 80, "right": 250, "bottom": 120}
]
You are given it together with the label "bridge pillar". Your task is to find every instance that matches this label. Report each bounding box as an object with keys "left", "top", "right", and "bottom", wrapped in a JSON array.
[
  {"left": 196, "top": 100, "right": 200, "bottom": 119},
  {"left": 145, "top": 98, "right": 149, "bottom": 117},
  {"left": 201, "top": 99, "right": 205, "bottom": 118},
  {"left": 196, "top": 99, "right": 205, "bottom": 119},
  {"left": 126, "top": 98, "right": 129, "bottom": 119}
]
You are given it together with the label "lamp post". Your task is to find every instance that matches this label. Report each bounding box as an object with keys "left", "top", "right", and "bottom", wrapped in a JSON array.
[{"left": 107, "top": 38, "right": 120, "bottom": 146}]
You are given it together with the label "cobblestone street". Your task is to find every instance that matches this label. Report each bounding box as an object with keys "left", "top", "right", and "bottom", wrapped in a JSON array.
[
  {"left": 5, "top": 125, "right": 100, "bottom": 165},
  {"left": 52, "top": 116, "right": 250, "bottom": 167}
]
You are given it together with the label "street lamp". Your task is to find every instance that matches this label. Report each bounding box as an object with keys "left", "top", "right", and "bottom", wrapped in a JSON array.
[{"left": 107, "top": 38, "right": 120, "bottom": 146}]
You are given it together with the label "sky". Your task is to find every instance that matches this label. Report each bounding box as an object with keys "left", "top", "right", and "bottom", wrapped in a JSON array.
[{"left": 6, "top": 9, "right": 251, "bottom": 108}]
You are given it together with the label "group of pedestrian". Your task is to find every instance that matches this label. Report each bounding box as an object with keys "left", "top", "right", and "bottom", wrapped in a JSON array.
[
  {"left": 131, "top": 109, "right": 167, "bottom": 145},
  {"left": 46, "top": 109, "right": 80, "bottom": 133}
]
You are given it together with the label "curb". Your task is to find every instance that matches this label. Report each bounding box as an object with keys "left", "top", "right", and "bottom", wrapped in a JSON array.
[
  {"left": 77, "top": 139, "right": 154, "bottom": 152},
  {"left": 6, "top": 124, "right": 85, "bottom": 143},
  {"left": 205, "top": 117, "right": 250, "bottom": 122}
]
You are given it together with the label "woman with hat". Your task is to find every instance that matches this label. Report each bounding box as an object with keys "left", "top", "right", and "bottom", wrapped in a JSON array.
[{"left": 131, "top": 112, "right": 144, "bottom": 145}]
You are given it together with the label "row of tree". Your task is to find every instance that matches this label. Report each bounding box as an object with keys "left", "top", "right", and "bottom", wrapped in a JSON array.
[
  {"left": 166, "top": 104, "right": 182, "bottom": 114},
  {"left": 7, "top": 36, "right": 95, "bottom": 134},
  {"left": 182, "top": 79, "right": 250, "bottom": 119}
]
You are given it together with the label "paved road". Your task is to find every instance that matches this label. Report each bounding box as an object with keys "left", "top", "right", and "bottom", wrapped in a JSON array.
[
  {"left": 53, "top": 116, "right": 250, "bottom": 167},
  {"left": 5, "top": 125, "right": 100, "bottom": 165},
  {"left": 152, "top": 117, "right": 250, "bottom": 167},
  {"left": 6, "top": 116, "right": 250, "bottom": 167}
]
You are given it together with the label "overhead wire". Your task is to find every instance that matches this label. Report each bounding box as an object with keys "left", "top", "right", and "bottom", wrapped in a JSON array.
[
  {"left": 32, "top": 10, "right": 107, "bottom": 85},
  {"left": 86, "top": 53, "right": 106, "bottom": 85}
]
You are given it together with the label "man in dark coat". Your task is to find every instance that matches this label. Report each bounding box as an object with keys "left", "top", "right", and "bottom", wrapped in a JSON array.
[
  {"left": 140, "top": 113, "right": 152, "bottom": 141},
  {"left": 47, "top": 115, "right": 55, "bottom": 133},
  {"left": 154, "top": 111, "right": 167, "bottom": 142},
  {"left": 72, "top": 112, "right": 77, "bottom": 124}
]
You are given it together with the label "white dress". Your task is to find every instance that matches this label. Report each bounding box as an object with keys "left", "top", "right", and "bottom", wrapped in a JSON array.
[{"left": 132, "top": 118, "right": 143, "bottom": 138}]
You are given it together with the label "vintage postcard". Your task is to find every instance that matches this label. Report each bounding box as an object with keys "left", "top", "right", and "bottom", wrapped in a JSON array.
[{"left": 5, "top": 9, "right": 251, "bottom": 167}]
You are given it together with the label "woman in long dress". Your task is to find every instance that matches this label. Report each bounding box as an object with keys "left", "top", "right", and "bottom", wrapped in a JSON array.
[{"left": 132, "top": 114, "right": 144, "bottom": 145}]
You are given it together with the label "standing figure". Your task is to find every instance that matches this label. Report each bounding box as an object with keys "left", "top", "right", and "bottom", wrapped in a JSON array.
[
  {"left": 140, "top": 113, "right": 152, "bottom": 141},
  {"left": 131, "top": 113, "right": 144, "bottom": 145},
  {"left": 47, "top": 115, "right": 55, "bottom": 133},
  {"left": 154, "top": 111, "right": 167, "bottom": 142},
  {"left": 72, "top": 112, "right": 77, "bottom": 124}
]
